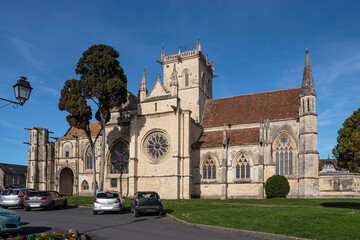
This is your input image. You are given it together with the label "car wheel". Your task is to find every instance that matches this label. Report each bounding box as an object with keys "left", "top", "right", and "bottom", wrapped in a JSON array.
[
  {"left": 25, "top": 206, "right": 30, "bottom": 211},
  {"left": 49, "top": 201, "right": 55, "bottom": 210},
  {"left": 63, "top": 200, "right": 67, "bottom": 208},
  {"left": 93, "top": 211, "right": 98, "bottom": 215}
]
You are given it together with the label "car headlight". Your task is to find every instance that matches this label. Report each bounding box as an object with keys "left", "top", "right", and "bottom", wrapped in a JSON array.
[{"left": 0, "top": 212, "right": 18, "bottom": 218}]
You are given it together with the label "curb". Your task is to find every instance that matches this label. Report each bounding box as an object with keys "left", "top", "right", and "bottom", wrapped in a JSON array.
[{"left": 165, "top": 213, "right": 310, "bottom": 240}]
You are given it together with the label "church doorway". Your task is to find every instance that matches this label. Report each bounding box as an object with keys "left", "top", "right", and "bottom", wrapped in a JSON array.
[{"left": 59, "top": 167, "right": 74, "bottom": 196}]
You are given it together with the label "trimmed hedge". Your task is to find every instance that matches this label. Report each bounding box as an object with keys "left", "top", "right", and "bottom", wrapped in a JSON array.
[{"left": 265, "top": 175, "right": 290, "bottom": 198}]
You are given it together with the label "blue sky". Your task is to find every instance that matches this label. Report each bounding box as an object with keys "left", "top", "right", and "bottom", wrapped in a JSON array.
[{"left": 1, "top": 0, "right": 360, "bottom": 165}]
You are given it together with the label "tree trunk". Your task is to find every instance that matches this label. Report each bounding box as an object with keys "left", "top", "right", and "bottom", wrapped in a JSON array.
[{"left": 99, "top": 119, "right": 106, "bottom": 192}]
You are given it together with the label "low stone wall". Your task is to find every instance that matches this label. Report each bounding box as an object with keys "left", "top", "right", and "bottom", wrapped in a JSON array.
[{"left": 319, "top": 172, "right": 360, "bottom": 198}]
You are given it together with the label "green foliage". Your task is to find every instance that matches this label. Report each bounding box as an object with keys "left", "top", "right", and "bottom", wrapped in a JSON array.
[
  {"left": 265, "top": 175, "right": 290, "bottom": 198},
  {"left": 332, "top": 107, "right": 360, "bottom": 173},
  {"left": 59, "top": 44, "right": 127, "bottom": 127}
]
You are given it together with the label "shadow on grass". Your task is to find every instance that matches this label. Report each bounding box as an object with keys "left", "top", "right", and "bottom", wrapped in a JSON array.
[
  {"left": 321, "top": 202, "right": 360, "bottom": 209},
  {"left": 163, "top": 209, "right": 173, "bottom": 214}
]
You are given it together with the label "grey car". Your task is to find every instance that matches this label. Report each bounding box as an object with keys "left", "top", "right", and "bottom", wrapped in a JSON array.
[
  {"left": 0, "top": 188, "right": 35, "bottom": 209},
  {"left": 24, "top": 191, "right": 67, "bottom": 211},
  {"left": 93, "top": 191, "right": 125, "bottom": 215}
]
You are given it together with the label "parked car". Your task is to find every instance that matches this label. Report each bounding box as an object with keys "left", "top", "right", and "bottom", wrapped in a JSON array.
[
  {"left": 130, "top": 192, "right": 162, "bottom": 217},
  {"left": 0, "top": 207, "right": 20, "bottom": 234},
  {"left": 0, "top": 188, "right": 35, "bottom": 209},
  {"left": 24, "top": 191, "right": 67, "bottom": 211},
  {"left": 93, "top": 191, "right": 125, "bottom": 215}
]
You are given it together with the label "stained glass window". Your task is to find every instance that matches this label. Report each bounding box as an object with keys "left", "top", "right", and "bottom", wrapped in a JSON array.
[
  {"left": 202, "top": 155, "right": 216, "bottom": 179},
  {"left": 82, "top": 180, "right": 89, "bottom": 190},
  {"left": 145, "top": 132, "right": 169, "bottom": 161},
  {"left": 109, "top": 141, "right": 129, "bottom": 174},
  {"left": 274, "top": 134, "right": 296, "bottom": 176},
  {"left": 85, "top": 148, "right": 92, "bottom": 170},
  {"left": 235, "top": 154, "right": 250, "bottom": 179}
]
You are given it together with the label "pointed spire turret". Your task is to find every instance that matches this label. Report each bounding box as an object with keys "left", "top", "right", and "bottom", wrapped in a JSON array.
[
  {"left": 170, "top": 64, "right": 178, "bottom": 86},
  {"left": 139, "top": 68, "right": 147, "bottom": 101},
  {"left": 161, "top": 44, "right": 165, "bottom": 61},
  {"left": 196, "top": 38, "right": 201, "bottom": 51},
  {"left": 139, "top": 68, "right": 147, "bottom": 92},
  {"left": 301, "top": 50, "right": 316, "bottom": 97}
]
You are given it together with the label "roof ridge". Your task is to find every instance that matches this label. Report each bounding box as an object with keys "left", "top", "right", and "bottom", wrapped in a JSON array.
[{"left": 209, "top": 87, "right": 301, "bottom": 102}]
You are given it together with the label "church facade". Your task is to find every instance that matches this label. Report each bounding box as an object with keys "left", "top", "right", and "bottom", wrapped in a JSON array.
[{"left": 26, "top": 40, "right": 360, "bottom": 199}]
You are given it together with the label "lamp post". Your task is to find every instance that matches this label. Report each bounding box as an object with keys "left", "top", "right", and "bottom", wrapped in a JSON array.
[{"left": 0, "top": 76, "right": 33, "bottom": 107}]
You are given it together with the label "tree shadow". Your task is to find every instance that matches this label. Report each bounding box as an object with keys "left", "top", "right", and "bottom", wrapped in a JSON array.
[{"left": 321, "top": 202, "right": 360, "bottom": 209}]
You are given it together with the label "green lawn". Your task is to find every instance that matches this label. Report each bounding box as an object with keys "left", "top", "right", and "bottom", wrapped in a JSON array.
[{"left": 66, "top": 197, "right": 360, "bottom": 240}]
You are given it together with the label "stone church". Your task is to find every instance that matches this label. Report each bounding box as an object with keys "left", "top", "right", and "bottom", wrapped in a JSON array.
[{"left": 26, "top": 40, "right": 360, "bottom": 199}]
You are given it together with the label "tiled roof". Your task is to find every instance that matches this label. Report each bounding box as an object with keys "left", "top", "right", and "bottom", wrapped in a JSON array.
[
  {"left": 202, "top": 88, "right": 301, "bottom": 128},
  {"left": 64, "top": 122, "right": 101, "bottom": 137},
  {"left": 319, "top": 158, "right": 338, "bottom": 171},
  {"left": 198, "top": 128, "right": 259, "bottom": 148}
]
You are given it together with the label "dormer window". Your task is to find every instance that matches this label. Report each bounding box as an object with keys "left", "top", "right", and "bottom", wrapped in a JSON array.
[{"left": 326, "top": 163, "right": 332, "bottom": 168}]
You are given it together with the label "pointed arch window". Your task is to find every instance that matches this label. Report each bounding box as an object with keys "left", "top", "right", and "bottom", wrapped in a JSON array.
[
  {"left": 202, "top": 155, "right": 216, "bottom": 180},
  {"left": 109, "top": 141, "right": 129, "bottom": 174},
  {"left": 235, "top": 154, "right": 250, "bottom": 179},
  {"left": 82, "top": 180, "right": 89, "bottom": 190},
  {"left": 274, "top": 134, "right": 296, "bottom": 176},
  {"left": 85, "top": 147, "right": 92, "bottom": 170}
]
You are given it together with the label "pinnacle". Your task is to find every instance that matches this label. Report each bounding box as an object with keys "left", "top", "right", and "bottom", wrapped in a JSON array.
[{"left": 300, "top": 50, "right": 316, "bottom": 97}]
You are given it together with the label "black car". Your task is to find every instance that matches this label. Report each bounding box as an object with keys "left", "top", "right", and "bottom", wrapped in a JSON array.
[{"left": 130, "top": 192, "right": 162, "bottom": 217}]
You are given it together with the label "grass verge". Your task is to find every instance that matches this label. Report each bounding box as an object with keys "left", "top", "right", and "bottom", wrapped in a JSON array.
[{"left": 66, "top": 197, "right": 360, "bottom": 240}]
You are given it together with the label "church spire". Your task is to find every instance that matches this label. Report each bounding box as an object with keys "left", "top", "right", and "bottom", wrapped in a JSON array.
[
  {"left": 301, "top": 49, "right": 316, "bottom": 97},
  {"left": 139, "top": 68, "right": 147, "bottom": 101},
  {"left": 196, "top": 38, "right": 201, "bottom": 51},
  {"left": 170, "top": 64, "right": 178, "bottom": 86},
  {"left": 170, "top": 64, "right": 178, "bottom": 97}
]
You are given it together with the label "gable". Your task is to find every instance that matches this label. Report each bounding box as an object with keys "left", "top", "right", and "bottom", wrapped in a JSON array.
[
  {"left": 202, "top": 88, "right": 301, "bottom": 128},
  {"left": 148, "top": 79, "right": 168, "bottom": 98}
]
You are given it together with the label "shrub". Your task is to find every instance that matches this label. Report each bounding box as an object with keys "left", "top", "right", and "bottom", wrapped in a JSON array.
[{"left": 265, "top": 175, "right": 290, "bottom": 199}]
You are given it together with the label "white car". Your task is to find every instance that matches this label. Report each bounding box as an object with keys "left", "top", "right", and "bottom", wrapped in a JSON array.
[{"left": 93, "top": 191, "right": 125, "bottom": 215}]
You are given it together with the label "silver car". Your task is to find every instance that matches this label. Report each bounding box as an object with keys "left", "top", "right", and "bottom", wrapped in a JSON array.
[
  {"left": 0, "top": 188, "right": 35, "bottom": 209},
  {"left": 24, "top": 191, "right": 67, "bottom": 211},
  {"left": 93, "top": 191, "right": 125, "bottom": 215}
]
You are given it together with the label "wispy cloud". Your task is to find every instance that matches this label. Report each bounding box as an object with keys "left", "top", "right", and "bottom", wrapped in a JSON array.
[
  {"left": 0, "top": 120, "right": 23, "bottom": 130},
  {"left": 9, "top": 37, "right": 50, "bottom": 73},
  {"left": 38, "top": 86, "right": 60, "bottom": 97},
  {"left": 0, "top": 137, "right": 23, "bottom": 144}
]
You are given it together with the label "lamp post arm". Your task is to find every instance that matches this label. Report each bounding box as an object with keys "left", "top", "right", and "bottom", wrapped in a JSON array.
[{"left": 0, "top": 97, "right": 22, "bottom": 106}]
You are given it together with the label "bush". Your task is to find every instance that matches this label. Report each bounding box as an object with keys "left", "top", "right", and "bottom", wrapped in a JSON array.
[{"left": 265, "top": 175, "right": 290, "bottom": 199}]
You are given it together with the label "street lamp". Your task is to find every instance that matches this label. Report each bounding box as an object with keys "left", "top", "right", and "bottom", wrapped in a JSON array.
[{"left": 0, "top": 76, "right": 33, "bottom": 107}]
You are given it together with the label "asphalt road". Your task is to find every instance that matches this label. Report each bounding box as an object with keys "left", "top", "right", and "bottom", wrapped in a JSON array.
[{"left": 6, "top": 207, "right": 266, "bottom": 240}]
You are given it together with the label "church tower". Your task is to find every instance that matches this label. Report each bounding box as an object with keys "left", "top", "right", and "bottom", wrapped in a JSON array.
[
  {"left": 26, "top": 127, "right": 55, "bottom": 191},
  {"left": 159, "top": 39, "right": 215, "bottom": 122},
  {"left": 298, "top": 50, "right": 319, "bottom": 197}
]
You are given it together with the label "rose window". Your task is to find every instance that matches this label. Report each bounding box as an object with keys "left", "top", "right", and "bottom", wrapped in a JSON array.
[{"left": 145, "top": 132, "right": 169, "bottom": 160}]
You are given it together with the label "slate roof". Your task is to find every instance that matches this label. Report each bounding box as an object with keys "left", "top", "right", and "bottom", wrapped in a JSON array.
[
  {"left": 201, "top": 88, "right": 301, "bottom": 128},
  {"left": 0, "top": 163, "right": 27, "bottom": 176},
  {"left": 198, "top": 128, "right": 259, "bottom": 148}
]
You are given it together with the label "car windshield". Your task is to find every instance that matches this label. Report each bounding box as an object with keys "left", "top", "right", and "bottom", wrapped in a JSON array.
[
  {"left": 1, "top": 190, "right": 19, "bottom": 196},
  {"left": 96, "top": 192, "right": 119, "bottom": 199},
  {"left": 27, "top": 192, "right": 48, "bottom": 197}
]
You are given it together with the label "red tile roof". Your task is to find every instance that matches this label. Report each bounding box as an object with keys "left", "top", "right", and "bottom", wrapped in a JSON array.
[
  {"left": 202, "top": 88, "right": 301, "bottom": 128},
  {"left": 198, "top": 128, "right": 259, "bottom": 148},
  {"left": 64, "top": 122, "right": 101, "bottom": 137}
]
